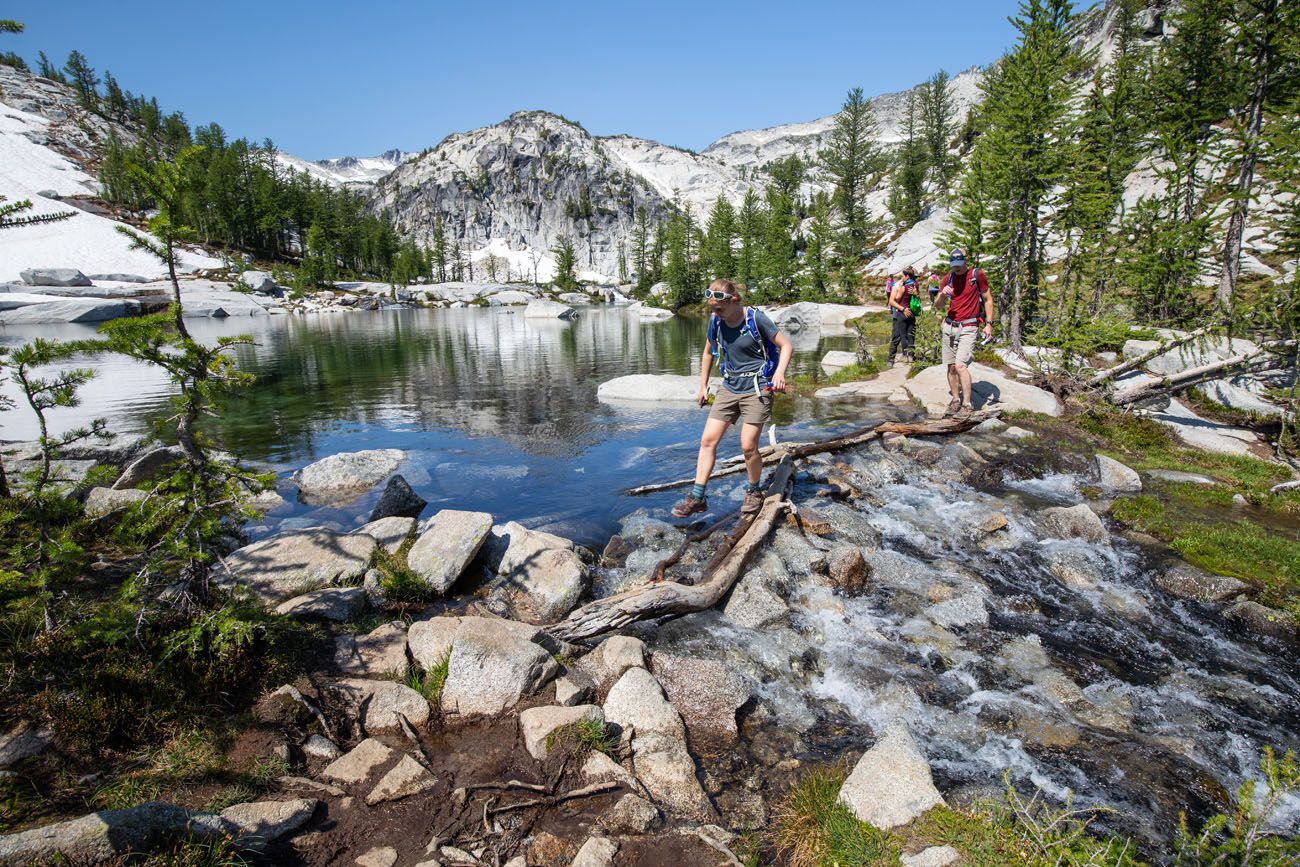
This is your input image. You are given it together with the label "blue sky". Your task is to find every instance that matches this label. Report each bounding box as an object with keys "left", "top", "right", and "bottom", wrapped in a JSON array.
[{"left": 7, "top": 1, "right": 1033, "bottom": 159}]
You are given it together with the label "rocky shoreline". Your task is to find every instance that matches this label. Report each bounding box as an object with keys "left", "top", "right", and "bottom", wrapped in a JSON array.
[{"left": 1, "top": 404, "right": 1296, "bottom": 865}]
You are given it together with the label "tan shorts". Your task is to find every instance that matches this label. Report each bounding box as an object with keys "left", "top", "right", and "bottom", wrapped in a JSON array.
[
  {"left": 708, "top": 388, "right": 772, "bottom": 426},
  {"left": 942, "top": 320, "right": 978, "bottom": 366}
]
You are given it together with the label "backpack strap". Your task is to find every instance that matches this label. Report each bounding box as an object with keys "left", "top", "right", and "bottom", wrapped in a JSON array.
[{"left": 709, "top": 314, "right": 727, "bottom": 375}]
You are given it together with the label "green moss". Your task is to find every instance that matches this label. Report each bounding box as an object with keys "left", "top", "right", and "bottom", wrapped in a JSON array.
[
  {"left": 788, "top": 360, "right": 884, "bottom": 396},
  {"left": 545, "top": 717, "right": 617, "bottom": 756}
]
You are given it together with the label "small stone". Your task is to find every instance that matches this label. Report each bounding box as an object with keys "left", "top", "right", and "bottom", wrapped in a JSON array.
[
  {"left": 440, "top": 845, "right": 479, "bottom": 865},
  {"left": 837, "top": 721, "right": 944, "bottom": 830},
  {"left": 902, "top": 845, "right": 961, "bottom": 867},
  {"left": 1003, "top": 425, "right": 1033, "bottom": 439},
  {"left": 1095, "top": 455, "right": 1142, "bottom": 493},
  {"left": 1039, "top": 503, "right": 1108, "bottom": 544},
  {"left": 827, "top": 547, "right": 871, "bottom": 596},
  {"left": 598, "top": 793, "right": 662, "bottom": 834},
  {"left": 976, "top": 512, "right": 1009, "bottom": 534},
  {"left": 555, "top": 671, "right": 595, "bottom": 706},
  {"left": 519, "top": 704, "right": 604, "bottom": 760},
  {"left": 581, "top": 751, "right": 640, "bottom": 790},
  {"left": 366, "top": 754, "right": 437, "bottom": 805},
  {"left": 571, "top": 835, "right": 619, "bottom": 867},
  {"left": 334, "top": 621, "right": 410, "bottom": 678},
  {"left": 363, "top": 568, "right": 386, "bottom": 608},
  {"left": 600, "top": 535, "right": 632, "bottom": 567},
  {"left": 301, "top": 735, "right": 341, "bottom": 760},
  {"left": 322, "top": 738, "right": 396, "bottom": 784},
  {"left": 1224, "top": 600, "right": 1297, "bottom": 641},
  {"left": 83, "top": 486, "right": 147, "bottom": 518},
  {"left": 356, "top": 846, "right": 398, "bottom": 867},
  {"left": 369, "top": 474, "right": 427, "bottom": 521},
  {"left": 330, "top": 679, "right": 431, "bottom": 732},
  {"left": 1155, "top": 562, "right": 1249, "bottom": 604}
]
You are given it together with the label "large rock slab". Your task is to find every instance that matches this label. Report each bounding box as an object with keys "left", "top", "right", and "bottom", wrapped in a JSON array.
[
  {"left": 1129, "top": 334, "right": 1260, "bottom": 377},
  {"left": 903, "top": 362, "right": 1062, "bottom": 416},
  {"left": 84, "top": 486, "right": 147, "bottom": 518},
  {"left": 838, "top": 721, "right": 944, "bottom": 830},
  {"left": 274, "top": 587, "right": 366, "bottom": 621},
  {"left": 0, "top": 801, "right": 208, "bottom": 863},
  {"left": 329, "top": 679, "right": 430, "bottom": 732},
  {"left": 820, "top": 350, "right": 859, "bottom": 375},
  {"left": 218, "top": 798, "right": 317, "bottom": 843},
  {"left": 440, "top": 616, "right": 559, "bottom": 718},
  {"left": 295, "top": 449, "right": 405, "bottom": 505},
  {"left": 602, "top": 667, "right": 713, "bottom": 821},
  {"left": 220, "top": 529, "right": 377, "bottom": 605},
  {"left": 596, "top": 374, "right": 719, "bottom": 404},
  {"left": 20, "top": 267, "right": 91, "bottom": 287},
  {"left": 525, "top": 298, "right": 577, "bottom": 319},
  {"left": 112, "top": 445, "right": 185, "bottom": 489},
  {"left": 237, "top": 270, "right": 277, "bottom": 293},
  {"left": 173, "top": 279, "right": 273, "bottom": 317},
  {"left": 0, "top": 297, "right": 131, "bottom": 323},
  {"left": 1145, "top": 398, "right": 1260, "bottom": 457},
  {"left": 407, "top": 509, "right": 494, "bottom": 594},
  {"left": 649, "top": 654, "right": 751, "bottom": 754},
  {"left": 407, "top": 616, "right": 461, "bottom": 670},
  {"left": 483, "top": 522, "right": 588, "bottom": 624},
  {"left": 519, "top": 704, "right": 604, "bottom": 760}
]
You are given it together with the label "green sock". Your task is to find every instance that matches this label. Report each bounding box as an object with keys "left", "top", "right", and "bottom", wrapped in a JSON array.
[
  {"left": 745, "top": 481, "right": 761, "bottom": 493},
  {"left": 691, "top": 483, "right": 707, "bottom": 500}
]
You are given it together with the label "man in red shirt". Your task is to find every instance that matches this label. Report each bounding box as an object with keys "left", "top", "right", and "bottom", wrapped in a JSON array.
[{"left": 935, "top": 248, "right": 993, "bottom": 419}]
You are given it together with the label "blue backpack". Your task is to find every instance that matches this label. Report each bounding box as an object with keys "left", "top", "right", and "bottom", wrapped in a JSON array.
[{"left": 709, "top": 307, "right": 779, "bottom": 384}]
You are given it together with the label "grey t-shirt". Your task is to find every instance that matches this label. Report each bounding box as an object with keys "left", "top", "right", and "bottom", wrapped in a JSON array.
[{"left": 710, "top": 308, "right": 779, "bottom": 394}]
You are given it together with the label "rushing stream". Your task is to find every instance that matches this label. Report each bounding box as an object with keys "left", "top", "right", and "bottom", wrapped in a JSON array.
[{"left": 2, "top": 304, "right": 1297, "bottom": 857}]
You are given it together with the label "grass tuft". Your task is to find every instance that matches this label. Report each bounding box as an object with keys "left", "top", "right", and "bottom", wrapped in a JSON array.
[
  {"left": 545, "top": 717, "right": 617, "bottom": 756},
  {"left": 770, "top": 764, "right": 899, "bottom": 867}
]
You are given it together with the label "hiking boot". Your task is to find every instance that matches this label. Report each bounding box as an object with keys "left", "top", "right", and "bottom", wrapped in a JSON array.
[
  {"left": 671, "top": 495, "right": 708, "bottom": 518},
  {"left": 741, "top": 488, "right": 765, "bottom": 515},
  {"left": 944, "top": 396, "right": 962, "bottom": 417},
  {"left": 955, "top": 403, "right": 975, "bottom": 420}
]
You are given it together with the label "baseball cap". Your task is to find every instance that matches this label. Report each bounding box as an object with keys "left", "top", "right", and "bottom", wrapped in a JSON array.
[{"left": 949, "top": 248, "right": 967, "bottom": 265}]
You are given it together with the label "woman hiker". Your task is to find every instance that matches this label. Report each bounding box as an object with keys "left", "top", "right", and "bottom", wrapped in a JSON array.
[
  {"left": 888, "top": 267, "right": 921, "bottom": 365},
  {"left": 672, "top": 279, "right": 793, "bottom": 519}
]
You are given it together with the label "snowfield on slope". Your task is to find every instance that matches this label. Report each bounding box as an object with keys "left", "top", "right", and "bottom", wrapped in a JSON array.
[{"left": 0, "top": 100, "right": 220, "bottom": 283}]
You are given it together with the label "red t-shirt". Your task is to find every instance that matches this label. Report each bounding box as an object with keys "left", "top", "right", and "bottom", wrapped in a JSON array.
[{"left": 943, "top": 269, "right": 988, "bottom": 322}]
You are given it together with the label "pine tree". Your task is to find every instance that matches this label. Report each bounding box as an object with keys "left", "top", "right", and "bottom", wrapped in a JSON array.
[
  {"left": 649, "top": 221, "right": 667, "bottom": 286},
  {"left": 431, "top": 218, "right": 449, "bottom": 283},
  {"left": 663, "top": 211, "right": 693, "bottom": 308},
  {"left": 761, "top": 155, "right": 804, "bottom": 302},
  {"left": 102, "top": 71, "right": 128, "bottom": 119},
  {"left": 820, "top": 87, "right": 884, "bottom": 278},
  {"left": 736, "top": 188, "right": 765, "bottom": 289},
  {"left": 701, "top": 195, "right": 737, "bottom": 280},
  {"left": 617, "top": 240, "right": 628, "bottom": 284},
  {"left": 63, "top": 50, "right": 99, "bottom": 108},
  {"left": 1216, "top": 0, "right": 1298, "bottom": 310},
  {"left": 551, "top": 234, "right": 579, "bottom": 292},
  {"left": 631, "top": 206, "right": 651, "bottom": 291},
  {"left": 919, "top": 70, "right": 956, "bottom": 191},
  {"left": 36, "top": 51, "right": 65, "bottom": 83},
  {"left": 958, "top": 0, "right": 1084, "bottom": 351},
  {"left": 0, "top": 18, "right": 24, "bottom": 71},
  {"left": 801, "top": 191, "right": 835, "bottom": 300},
  {"left": 888, "top": 91, "right": 928, "bottom": 226}
]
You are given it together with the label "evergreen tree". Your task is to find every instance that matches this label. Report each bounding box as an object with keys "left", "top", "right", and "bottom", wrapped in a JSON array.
[
  {"left": 1216, "top": 0, "right": 1299, "bottom": 310},
  {"left": 801, "top": 191, "right": 835, "bottom": 300},
  {"left": 297, "top": 223, "right": 337, "bottom": 290},
  {"left": 958, "top": 0, "right": 1084, "bottom": 351},
  {"left": 36, "top": 51, "right": 65, "bottom": 83},
  {"left": 0, "top": 195, "right": 73, "bottom": 230},
  {"left": 63, "top": 50, "right": 98, "bottom": 108},
  {"left": 102, "top": 71, "right": 127, "bottom": 118},
  {"left": 0, "top": 18, "right": 24, "bottom": 71},
  {"left": 701, "top": 195, "right": 737, "bottom": 280},
  {"left": 736, "top": 188, "right": 765, "bottom": 289},
  {"left": 0, "top": 19, "right": 20, "bottom": 32},
  {"left": 649, "top": 221, "right": 668, "bottom": 285},
  {"left": 431, "top": 218, "right": 449, "bottom": 283},
  {"left": 820, "top": 87, "right": 884, "bottom": 278},
  {"left": 760, "top": 155, "right": 804, "bottom": 302},
  {"left": 888, "top": 91, "right": 928, "bottom": 226},
  {"left": 663, "top": 211, "right": 693, "bottom": 308},
  {"left": 919, "top": 70, "right": 956, "bottom": 191},
  {"left": 551, "top": 234, "right": 580, "bottom": 292},
  {"left": 630, "top": 206, "right": 651, "bottom": 291},
  {"left": 617, "top": 240, "right": 628, "bottom": 284}
]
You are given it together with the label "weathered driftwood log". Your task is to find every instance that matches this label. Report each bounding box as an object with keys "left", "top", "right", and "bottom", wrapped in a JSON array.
[
  {"left": 624, "top": 411, "right": 998, "bottom": 496},
  {"left": 552, "top": 456, "right": 797, "bottom": 642},
  {"left": 556, "top": 411, "right": 999, "bottom": 642},
  {"left": 1109, "top": 348, "right": 1290, "bottom": 406}
]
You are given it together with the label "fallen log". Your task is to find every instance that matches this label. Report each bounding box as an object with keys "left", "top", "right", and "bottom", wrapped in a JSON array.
[
  {"left": 552, "top": 456, "right": 797, "bottom": 642},
  {"left": 1109, "top": 348, "right": 1290, "bottom": 406},
  {"left": 624, "top": 411, "right": 998, "bottom": 496},
  {"left": 1086, "top": 323, "right": 1224, "bottom": 388}
]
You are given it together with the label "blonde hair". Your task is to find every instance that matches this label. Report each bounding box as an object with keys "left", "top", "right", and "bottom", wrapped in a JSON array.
[{"left": 708, "top": 278, "right": 745, "bottom": 303}]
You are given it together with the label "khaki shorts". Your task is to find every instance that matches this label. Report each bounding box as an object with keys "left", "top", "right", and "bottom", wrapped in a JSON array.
[
  {"left": 942, "top": 320, "right": 978, "bottom": 366},
  {"left": 708, "top": 388, "right": 772, "bottom": 426}
]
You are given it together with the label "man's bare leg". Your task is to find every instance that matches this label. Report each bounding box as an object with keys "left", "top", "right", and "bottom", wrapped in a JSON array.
[
  {"left": 956, "top": 362, "right": 974, "bottom": 406},
  {"left": 947, "top": 364, "right": 961, "bottom": 400}
]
